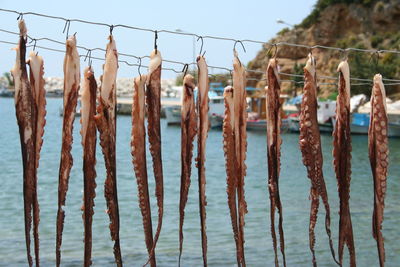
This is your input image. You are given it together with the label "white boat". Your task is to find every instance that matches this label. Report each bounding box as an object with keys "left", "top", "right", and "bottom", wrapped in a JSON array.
[
  {"left": 288, "top": 98, "right": 336, "bottom": 133},
  {"left": 287, "top": 116, "right": 334, "bottom": 133},
  {"left": 0, "top": 88, "right": 14, "bottom": 97},
  {"left": 165, "top": 94, "right": 225, "bottom": 128},
  {"left": 289, "top": 112, "right": 400, "bottom": 137},
  {"left": 164, "top": 105, "right": 181, "bottom": 125},
  {"left": 246, "top": 118, "right": 290, "bottom": 132},
  {"left": 208, "top": 95, "right": 224, "bottom": 128}
]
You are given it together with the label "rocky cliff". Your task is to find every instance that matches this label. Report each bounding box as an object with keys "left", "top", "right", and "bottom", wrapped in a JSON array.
[{"left": 248, "top": 0, "right": 400, "bottom": 98}]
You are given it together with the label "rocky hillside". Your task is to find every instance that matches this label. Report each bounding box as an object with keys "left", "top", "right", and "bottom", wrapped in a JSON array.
[{"left": 247, "top": 0, "right": 400, "bottom": 99}]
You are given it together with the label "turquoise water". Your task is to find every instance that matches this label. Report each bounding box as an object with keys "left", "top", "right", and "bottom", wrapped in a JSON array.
[{"left": 0, "top": 97, "right": 399, "bottom": 266}]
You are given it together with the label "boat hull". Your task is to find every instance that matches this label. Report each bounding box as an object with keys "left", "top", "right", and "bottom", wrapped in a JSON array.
[
  {"left": 165, "top": 105, "right": 224, "bottom": 128},
  {"left": 247, "top": 119, "right": 290, "bottom": 132},
  {"left": 164, "top": 105, "right": 181, "bottom": 125}
]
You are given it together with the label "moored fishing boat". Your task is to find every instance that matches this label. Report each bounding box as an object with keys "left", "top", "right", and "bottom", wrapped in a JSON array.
[{"left": 165, "top": 83, "right": 226, "bottom": 128}]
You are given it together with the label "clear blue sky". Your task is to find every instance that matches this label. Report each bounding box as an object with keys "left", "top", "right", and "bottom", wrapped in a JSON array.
[{"left": 0, "top": 0, "right": 316, "bottom": 79}]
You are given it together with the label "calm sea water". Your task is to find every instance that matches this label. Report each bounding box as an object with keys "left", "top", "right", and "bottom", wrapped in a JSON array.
[{"left": 0, "top": 97, "right": 399, "bottom": 267}]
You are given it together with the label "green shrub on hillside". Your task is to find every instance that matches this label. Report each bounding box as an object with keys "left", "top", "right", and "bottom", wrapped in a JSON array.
[
  {"left": 278, "top": 27, "right": 290, "bottom": 36},
  {"left": 332, "top": 34, "right": 400, "bottom": 96},
  {"left": 370, "top": 35, "right": 383, "bottom": 48},
  {"left": 348, "top": 51, "right": 399, "bottom": 95},
  {"left": 299, "top": 0, "right": 376, "bottom": 28}
]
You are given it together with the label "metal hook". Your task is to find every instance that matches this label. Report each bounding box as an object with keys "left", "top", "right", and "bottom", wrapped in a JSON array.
[
  {"left": 182, "top": 64, "right": 189, "bottom": 77},
  {"left": 340, "top": 48, "right": 348, "bottom": 61},
  {"left": 137, "top": 57, "right": 142, "bottom": 80},
  {"left": 30, "top": 38, "right": 37, "bottom": 51},
  {"left": 154, "top": 30, "right": 158, "bottom": 54},
  {"left": 17, "top": 13, "right": 23, "bottom": 20},
  {"left": 63, "top": 20, "right": 71, "bottom": 40},
  {"left": 84, "top": 49, "right": 92, "bottom": 67},
  {"left": 110, "top": 25, "right": 114, "bottom": 35},
  {"left": 369, "top": 50, "right": 380, "bottom": 73},
  {"left": 197, "top": 36, "right": 204, "bottom": 55},
  {"left": 233, "top": 40, "right": 246, "bottom": 53},
  {"left": 267, "top": 44, "right": 278, "bottom": 58}
]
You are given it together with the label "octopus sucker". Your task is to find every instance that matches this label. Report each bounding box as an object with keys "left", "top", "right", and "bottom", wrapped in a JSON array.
[
  {"left": 12, "top": 19, "right": 46, "bottom": 267},
  {"left": 265, "top": 58, "right": 286, "bottom": 267},
  {"left": 368, "top": 74, "right": 388, "bottom": 267},
  {"left": 223, "top": 85, "right": 241, "bottom": 266},
  {"left": 55, "top": 34, "right": 80, "bottom": 267},
  {"left": 333, "top": 60, "right": 356, "bottom": 266},
  {"left": 143, "top": 49, "right": 164, "bottom": 266},
  {"left": 178, "top": 74, "right": 197, "bottom": 265},
  {"left": 196, "top": 55, "right": 209, "bottom": 267},
  {"left": 94, "top": 35, "right": 123, "bottom": 266},
  {"left": 80, "top": 66, "right": 98, "bottom": 267},
  {"left": 299, "top": 54, "right": 338, "bottom": 267},
  {"left": 131, "top": 74, "right": 156, "bottom": 267}
]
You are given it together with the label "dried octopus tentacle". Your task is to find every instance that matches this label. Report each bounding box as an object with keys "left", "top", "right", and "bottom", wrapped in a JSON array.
[
  {"left": 27, "top": 50, "right": 46, "bottom": 267},
  {"left": 265, "top": 58, "right": 286, "bottom": 267},
  {"left": 178, "top": 74, "right": 197, "bottom": 266},
  {"left": 144, "top": 49, "right": 164, "bottom": 266},
  {"left": 196, "top": 55, "right": 209, "bottom": 267},
  {"left": 80, "top": 66, "right": 98, "bottom": 267},
  {"left": 56, "top": 34, "right": 80, "bottom": 267},
  {"left": 299, "top": 54, "right": 339, "bottom": 267},
  {"left": 131, "top": 74, "right": 156, "bottom": 267},
  {"left": 233, "top": 51, "right": 248, "bottom": 267},
  {"left": 27, "top": 51, "right": 47, "bottom": 174},
  {"left": 368, "top": 74, "right": 388, "bottom": 267},
  {"left": 222, "top": 85, "right": 241, "bottom": 266},
  {"left": 333, "top": 60, "right": 356, "bottom": 266},
  {"left": 11, "top": 19, "right": 40, "bottom": 267},
  {"left": 94, "top": 35, "right": 123, "bottom": 267}
]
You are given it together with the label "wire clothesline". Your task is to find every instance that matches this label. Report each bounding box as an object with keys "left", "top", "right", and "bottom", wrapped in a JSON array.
[
  {"left": 1, "top": 37, "right": 399, "bottom": 87},
  {"left": 1, "top": 8, "right": 400, "bottom": 56},
  {"left": 0, "top": 11, "right": 399, "bottom": 86}
]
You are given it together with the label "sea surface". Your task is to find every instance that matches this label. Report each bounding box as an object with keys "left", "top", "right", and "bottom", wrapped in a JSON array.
[{"left": 0, "top": 97, "right": 399, "bottom": 266}]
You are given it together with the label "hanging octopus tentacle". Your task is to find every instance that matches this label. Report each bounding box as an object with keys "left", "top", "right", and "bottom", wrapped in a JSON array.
[
  {"left": 80, "top": 67, "right": 98, "bottom": 267},
  {"left": 232, "top": 51, "right": 248, "bottom": 267},
  {"left": 368, "top": 74, "right": 389, "bottom": 267},
  {"left": 299, "top": 54, "right": 339, "bottom": 267},
  {"left": 13, "top": 24, "right": 34, "bottom": 266},
  {"left": 196, "top": 55, "right": 209, "bottom": 267},
  {"left": 12, "top": 19, "right": 46, "bottom": 267},
  {"left": 333, "top": 60, "right": 356, "bottom": 267},
  {"left": 143, "top": 49, "right": 164, "bottom": 267},
  {"left": 223, "top": 86, "right": 240, "bottom": 262},
  {"left": 223, "top": 85, "right": 241, "bottom": 266},
  {"left": 94, "top": 35, "right": 123, "bottom": 267},
  {"left": 56, "top": 34, "right": 80, "bottom": 267},
  {"left": 131, "top": 74, "right": 156, "bottom": 267},
  {"left": 178, "top": 74, "right": 197, "bottom": 266},
  {"left": 265, "top": 58, "right": 286, "bottom": 267},
  {"left": 28, "top": 51, "right": 46, "bottom": 267}
]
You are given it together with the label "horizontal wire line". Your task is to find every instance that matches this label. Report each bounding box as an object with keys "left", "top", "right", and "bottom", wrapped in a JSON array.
[
  {"left": 1, "top": 8, "right": 400, "bottom": 56},
  {"left": 1, "top": 28, "right": 400, "bottom": 86},
  {"left": 2, "top": 39, "right": 400, "bottom": 86}
]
